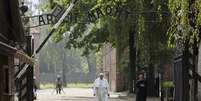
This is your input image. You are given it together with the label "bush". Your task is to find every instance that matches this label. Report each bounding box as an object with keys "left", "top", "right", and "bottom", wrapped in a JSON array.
[{"left": 162, "top": 81, "right": 174, "bottom": 89}]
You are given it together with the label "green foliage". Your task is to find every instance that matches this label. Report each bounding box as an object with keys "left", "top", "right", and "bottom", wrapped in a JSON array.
[
  {"left": 43, "top": 0, "right": 131, "bottom": 55},
  {"left": 162, "top": 81, "right": 174, "bottom": 89},
  {"left": 39, "top": 38, "right": 86, "bottom": 74},
  {"left": 39, "top": 25, "right": 97, "bottom": 77},
  {"left": 135, "top": 0, "right": 173, "bottom": 67},
  {"left": 95, "top": 51, "right": 103, "bottom": 70},
  {"left": 168, "top": 0, "right": 201, "bottom": 47},
  {"left": 41, "top": 0, "right": 174, "bottom": 72},
  {"left": 40, "top": 83, "right": 93, "bottom": 89}
]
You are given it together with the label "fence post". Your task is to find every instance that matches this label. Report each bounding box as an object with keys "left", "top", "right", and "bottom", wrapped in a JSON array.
[{"left": 26, "top": 36, "right": 34, "bottom": 101}]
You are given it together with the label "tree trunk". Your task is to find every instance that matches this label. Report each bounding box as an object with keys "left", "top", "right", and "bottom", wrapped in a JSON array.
[
  {"left": 146, "top": 64, "right": 156, "bottom": 96},
  {"left": 197, "top": 42, "right": 201, "bottom": 100},
  {"left": 86, "top": 54, "right": 96, "bottom": 82},
  {"left": 129, "top": 30, "right": 136, "bottom": 93},
  {"left": 62, "top": 51, "right": 67, "bottom": 87}
]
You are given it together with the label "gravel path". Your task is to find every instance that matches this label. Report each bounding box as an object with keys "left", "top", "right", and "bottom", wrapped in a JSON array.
[{"left": 35, "top": 88, "right": 129, "bottom": 101}]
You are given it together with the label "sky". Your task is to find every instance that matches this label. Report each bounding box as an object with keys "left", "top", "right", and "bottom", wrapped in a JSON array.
[{"left": 25, "top": 0, "right": 40, "bottom": 15}]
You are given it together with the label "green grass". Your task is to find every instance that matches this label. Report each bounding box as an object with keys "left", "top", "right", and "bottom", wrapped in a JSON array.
[
  {"left": 40, "top": 83, "right": 55, "bottom": 89},
  {"left": 67, "top": 83, "right": 93, "bottom": 88},
  {"left": 40, "top": 83, "right": 93, "bottom": 89}
]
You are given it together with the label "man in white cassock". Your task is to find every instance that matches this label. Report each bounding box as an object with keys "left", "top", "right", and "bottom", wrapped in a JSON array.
[{"left": 93, "top": 73, "right": 110, "bottom": 101}]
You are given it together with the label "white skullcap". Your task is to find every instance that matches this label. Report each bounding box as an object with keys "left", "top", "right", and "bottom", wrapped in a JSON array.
[{"left": 99, "top": 73, "right": 104, "bottom": 76}]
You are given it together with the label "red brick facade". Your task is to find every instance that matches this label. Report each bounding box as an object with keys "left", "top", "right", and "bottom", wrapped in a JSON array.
[
  {"left": 102, "top": 44, "right": 128, "bottom": 92},
  {"left": 0, "top": 0, "right": 31, "bottom": 100},
  {"left": 0, "top": 44, "right": 16, "bottom": 101},
  {"left": 102, "top": 44, "right": 117, "bottom": 92},
  {"left": 31, "top": 29, "right": 40, "bottom": 85}
]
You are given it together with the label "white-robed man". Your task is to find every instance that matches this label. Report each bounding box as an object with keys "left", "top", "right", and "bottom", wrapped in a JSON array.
[{"left": 93, "top": 73, "right": 110, "bottom": 101}]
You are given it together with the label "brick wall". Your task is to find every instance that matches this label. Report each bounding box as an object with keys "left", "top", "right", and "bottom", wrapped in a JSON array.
[
  {"left": 0, "top": 55, "right": 15, "bottom": 101},
  {"left": 31, "top": 31, "right": 40, "bottom": 85},
  {"left": 8, "top": 56, "right": 15, "bottom": 101},
  {"left": 102, "top": 44, "right": 117, "bottom": 92},
  {"left": 102, "top": 44, "right": 129, "bottom": 92}
]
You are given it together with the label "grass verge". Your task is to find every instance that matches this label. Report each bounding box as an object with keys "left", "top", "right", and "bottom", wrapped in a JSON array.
[{"left": 40, "top": 83, "right": 93, "bottom": 89}]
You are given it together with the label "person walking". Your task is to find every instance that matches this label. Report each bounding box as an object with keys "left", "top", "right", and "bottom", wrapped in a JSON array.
[
  {"left": 56, "top": 75, "right": 62, "bottom": 94},
  {"left": 136, "top": 73, "right": 147, "bottom": 101},
  {"left": 93, "top": 73, "right": 110, "bottom": 101}
]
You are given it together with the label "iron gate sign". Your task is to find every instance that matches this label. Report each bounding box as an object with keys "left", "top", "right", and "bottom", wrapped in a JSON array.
[
  {"left": 27, "top": 5, "right": 65, "bottom": 28},
  {"left": 27, "top": 4, "right": 170, "bottom": 28},
  {"left": 52, "top": 5, "right": 66, "bottom": 22},
  {"left": 27, "top": 14, "right": 55, "bottom": 28}
]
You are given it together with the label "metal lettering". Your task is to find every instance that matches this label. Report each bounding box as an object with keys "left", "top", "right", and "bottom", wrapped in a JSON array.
[
  {"left": 27, "top": 4, "right": 135, "bottom": 28},
  {"left": 105, "top": 5, "right": 113, "bottom": 16},
  {"left": 114, "top": 5, "right": 123, "bottom": 18},
  {"left": 94, "top": 8, "right": 104, "bottom": 18},
  {"left": 87, "top": 11, "right": 97, "bottom": 22},
  {"left": 47, "top": 14, "right": 54, "bottom": 24},
  {"left": 39, "top": 15, "right": 46, "bottom": 26}
]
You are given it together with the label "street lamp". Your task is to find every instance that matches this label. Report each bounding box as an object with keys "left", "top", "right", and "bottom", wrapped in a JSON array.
[{"left": 20, "top": 2, "right": 28, "bottom": 16}]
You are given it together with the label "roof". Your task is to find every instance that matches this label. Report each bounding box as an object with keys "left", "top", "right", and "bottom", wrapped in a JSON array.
[
  {"left": 0, "top": 41, "right": 17, "bottom": 55},
  {"left": 0, "top": 42, "right": 34, "bottom": 66}
]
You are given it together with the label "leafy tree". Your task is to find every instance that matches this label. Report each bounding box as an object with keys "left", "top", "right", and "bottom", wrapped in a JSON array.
[{"left": 41, "top": 0, "right": 174, "bottom": 93}]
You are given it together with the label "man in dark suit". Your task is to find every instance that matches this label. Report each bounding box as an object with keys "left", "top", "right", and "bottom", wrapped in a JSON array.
[{"left": 136, "top": 73, "right": 147, "bottom": 101}]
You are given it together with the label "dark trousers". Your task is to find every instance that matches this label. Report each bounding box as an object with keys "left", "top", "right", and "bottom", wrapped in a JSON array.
[
  {"left": 136, "top": 93, "right": 147, "bottom": 101},
  {"left": 56, "top": 85, "right": 62, "bottom": 94}
]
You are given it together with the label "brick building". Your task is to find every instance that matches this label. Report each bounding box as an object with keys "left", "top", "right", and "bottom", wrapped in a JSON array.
[
  {"left": 0, "top": 0, "right": 34, "bottom": 101},
  {"left": 102, "top": 44, "right": 128, "bottom": 92},
  {"left": 0, "top": 0, "right": 24, "bottom": 101},
  {"left": 0, "top": 44, "right": 17, "bottom": 101},
  {"left": 31, "top": 28, "right": 40, "bottom": 86}
]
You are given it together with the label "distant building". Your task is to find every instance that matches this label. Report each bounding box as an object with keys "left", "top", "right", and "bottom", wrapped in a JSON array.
[{"left": 31, "top": 28, "right": 40, "bottom": 86}]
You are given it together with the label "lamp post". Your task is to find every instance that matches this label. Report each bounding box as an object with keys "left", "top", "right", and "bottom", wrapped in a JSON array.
[{"left": 20, "top": 2, "right": 28, "bottom": 16}]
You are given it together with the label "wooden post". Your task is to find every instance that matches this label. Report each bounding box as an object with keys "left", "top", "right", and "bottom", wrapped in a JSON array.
[{"left": 26, "top": 36, "right": 34, "bottom": 101}]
